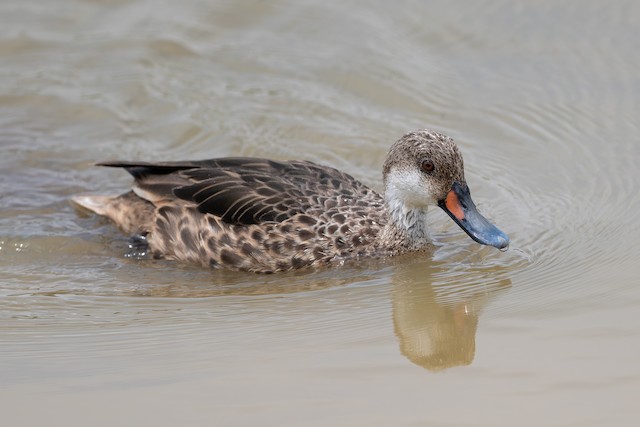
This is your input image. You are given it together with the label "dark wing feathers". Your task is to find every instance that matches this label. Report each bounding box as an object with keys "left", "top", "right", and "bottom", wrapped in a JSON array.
[
  {"left": 173, "top": 164, "right": 313, "bottom": 224},
  {"left": 100, "top": 157, "right": 369, "bottom": 225},
  {"left": 97, "top": 161, "right": 201, "bottom": 179},
  {"left": 174, "top": 176, "right": 302, "bottom": 224}
]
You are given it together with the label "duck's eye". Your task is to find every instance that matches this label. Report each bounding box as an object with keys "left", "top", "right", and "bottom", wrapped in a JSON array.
[{"left": 420, "top": 159, "right": 435, "bottom": 173}]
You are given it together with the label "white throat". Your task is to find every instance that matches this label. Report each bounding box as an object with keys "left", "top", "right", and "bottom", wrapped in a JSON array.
[{"left": 383, "top": 169, "right": 434, "bottom": 247}]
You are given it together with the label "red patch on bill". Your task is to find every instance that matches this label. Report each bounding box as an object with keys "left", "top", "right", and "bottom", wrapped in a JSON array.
[{"left": 445, "top": 190, "right": 465, "bottom": 221}]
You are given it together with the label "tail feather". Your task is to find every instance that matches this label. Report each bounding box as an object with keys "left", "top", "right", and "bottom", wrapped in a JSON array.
[
  {"left": 71, "top": 194, "right": 117, "bottom": 216},
  {"left": 71, "top": 192, "right": 154, "bottom": 234}
]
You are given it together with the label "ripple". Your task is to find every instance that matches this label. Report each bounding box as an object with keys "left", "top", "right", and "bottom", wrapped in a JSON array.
[{"left": 467, "top": 94, "right": 640, "bottom": 312}]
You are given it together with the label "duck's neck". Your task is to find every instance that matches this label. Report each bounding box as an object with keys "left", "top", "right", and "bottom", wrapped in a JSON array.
[{"left": 381, "top": 194, "right": 432, "bottom": 250}]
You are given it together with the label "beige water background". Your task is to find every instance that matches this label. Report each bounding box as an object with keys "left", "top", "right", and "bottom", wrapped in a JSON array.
[{"left": 1, "top": 1, "right": 639, "bottom": 426}]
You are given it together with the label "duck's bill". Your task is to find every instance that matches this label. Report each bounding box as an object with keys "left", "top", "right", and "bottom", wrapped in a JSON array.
[{"left": 437, "top": 182, "right": 509, "bottom": 250}]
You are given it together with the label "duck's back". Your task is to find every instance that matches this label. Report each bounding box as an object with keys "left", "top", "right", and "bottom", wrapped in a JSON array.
[{"left": 74, "top": 158, "right": 387, "bottom": 272}]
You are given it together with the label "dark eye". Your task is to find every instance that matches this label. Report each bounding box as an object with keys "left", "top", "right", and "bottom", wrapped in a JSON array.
[{"left": 420, "top": 159, "right": 435, "bottom": 173}]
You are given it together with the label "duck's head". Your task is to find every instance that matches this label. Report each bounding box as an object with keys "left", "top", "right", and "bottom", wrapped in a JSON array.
[{"left": 382, "top": 129, "right": 509, "bottom": 250}]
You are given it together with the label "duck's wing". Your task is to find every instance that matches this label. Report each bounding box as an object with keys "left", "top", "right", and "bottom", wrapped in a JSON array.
[{"left": 98, "top": 158, "right": 375, "bottom": 225}]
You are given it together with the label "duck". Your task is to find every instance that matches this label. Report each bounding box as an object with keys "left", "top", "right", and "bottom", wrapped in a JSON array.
[{"left": 72, "top": 129, "right": 509, "bottom": 273}]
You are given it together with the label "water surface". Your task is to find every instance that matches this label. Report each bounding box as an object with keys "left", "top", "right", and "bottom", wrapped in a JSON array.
[{"left": 1, "top": 1, "right": 639, "bottom": 426}]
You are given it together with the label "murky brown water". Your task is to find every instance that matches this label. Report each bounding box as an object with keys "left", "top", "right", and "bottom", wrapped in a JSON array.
[{"left": 1, "top": 1, "right": 639, "bottom": 425}]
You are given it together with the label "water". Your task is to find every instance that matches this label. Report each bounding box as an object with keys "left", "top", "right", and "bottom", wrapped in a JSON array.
[{"left": 1, "top": 1, "right": 639, "bottom": 426}]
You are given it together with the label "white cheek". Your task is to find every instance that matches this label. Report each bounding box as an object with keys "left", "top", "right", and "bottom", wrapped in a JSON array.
[{"left": 385, "top": 169, "right": 435, "bottom": 208}]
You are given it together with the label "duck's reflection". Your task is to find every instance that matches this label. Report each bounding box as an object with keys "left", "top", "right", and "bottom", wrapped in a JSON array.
[
  {"left": 98, "top": 248, "right": 509, "bottom": 373},
  {"left": 392, "top": 258, "right": 510, "bottom": 371}
]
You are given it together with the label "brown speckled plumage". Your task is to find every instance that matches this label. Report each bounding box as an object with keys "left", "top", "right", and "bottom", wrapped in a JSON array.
[{"left": 73, "top": 129, "right": 505, "bottom": 273}]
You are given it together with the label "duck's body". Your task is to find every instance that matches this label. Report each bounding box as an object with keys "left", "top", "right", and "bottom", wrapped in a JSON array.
[{"left": 73, "top": 130, "right": 508, "bottom": 273}]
